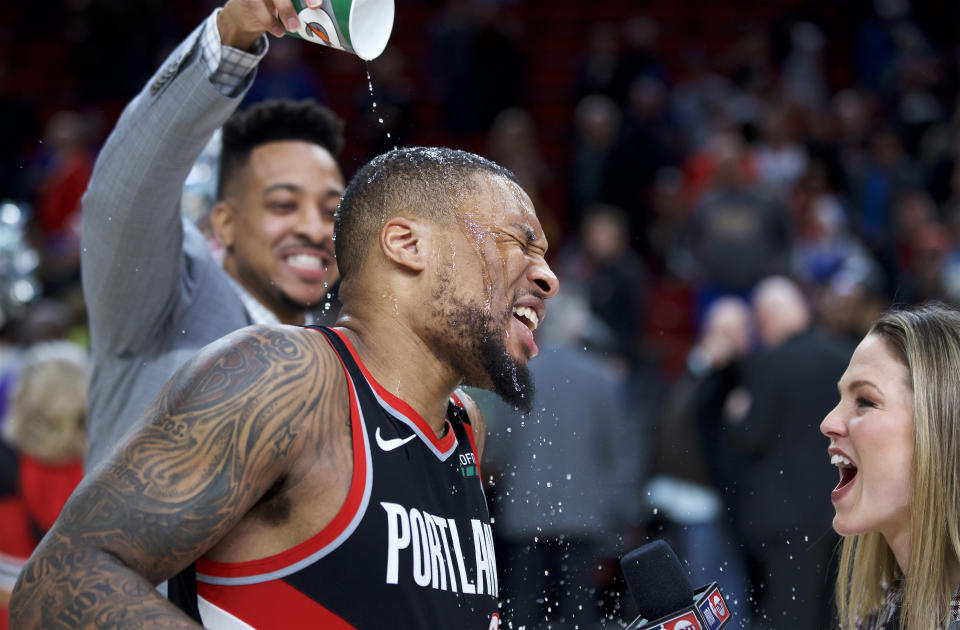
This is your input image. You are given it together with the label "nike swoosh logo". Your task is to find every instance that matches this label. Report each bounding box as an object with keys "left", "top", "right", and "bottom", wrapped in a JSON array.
[{"left": 375, "top": 427, "right": 417, "bottom": 452}]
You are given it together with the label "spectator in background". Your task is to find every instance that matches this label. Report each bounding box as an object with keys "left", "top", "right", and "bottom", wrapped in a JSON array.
[
  {"left": 671, "top": 55, "right": 736, "bottom": 158},
  {"left": 557, "top": 203, "right": 647, "bottom": 367},
  {"left": 604, "top": 74, "right": 682, "bottom": 249},
  {"left": 778, "top": 21, "right": 829, "bottom": 113},
  {"left": 681, "top": 130, "right": 792, "bottom": 312},
  {"left": 610, "top": 15, "right": 669, "bottom": 107},
  {"left": 0, "top": 341, "right": 88, "bottom": 630},
  {"left": 817, "top": 269, "right": 890, "bottom": 344},
  {"left": 897, "top": 220, "right": 953, "bottom": 304},
  {"left": 728, "top": 276, "right": 853, "bottom": 630},
  {"left": 891, "top": 189, "right": 946, "bottom": 300},
  {"left": 854, "top": 126, "right": 923, "bottom": 273},
  {"left": 647, "top": 166, "right": 691, "bottom": 276},
  {"left": 831, "top": 88, "right": 874, "bottom": 189},
  {"left": 790, "top": 193, "right": 879, "bottom": 294},
  {"left": 572, "top": 23, "right": 621, "bottom": 104},
  {"left": 752, "top": 103, "right": 808, "bottom": 202},
  {"left": 30, "top": 111, "right": 94, "bottom": 298},
  {"left": 646, "top": 295, "right": 753, "bottom": 623},
  {"left": 568, "top": 94, "right": 621, "bottom": 225},
  {"left": 479, "top": 290, "right": 643, "bottom": 630},
  {"left": 32, "top": 112, "right": 93, "bottom": 243}
]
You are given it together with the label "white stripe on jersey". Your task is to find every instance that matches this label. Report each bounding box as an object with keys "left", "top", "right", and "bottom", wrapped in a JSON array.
[{"left": 198, "top": 596, "right": 258, "bottom": 629}]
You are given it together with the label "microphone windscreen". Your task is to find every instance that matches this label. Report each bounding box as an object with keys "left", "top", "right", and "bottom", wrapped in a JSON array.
[{"left": 620, "top": 540, "right": 694, "bottom": 621}]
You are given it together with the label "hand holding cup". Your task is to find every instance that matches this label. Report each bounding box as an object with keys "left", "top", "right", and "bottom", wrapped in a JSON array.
[{"left": 217, "top": 0, "right": 322, "bottom": 49}]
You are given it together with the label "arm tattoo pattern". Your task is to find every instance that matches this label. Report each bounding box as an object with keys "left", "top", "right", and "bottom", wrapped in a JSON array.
[{"left": 11, "top": 326, "right": 342, "bottom": 629}]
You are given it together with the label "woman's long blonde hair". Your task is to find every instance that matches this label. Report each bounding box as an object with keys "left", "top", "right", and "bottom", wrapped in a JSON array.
[{"left": 835, "top": 302, "right": 960, "bottom": 630}]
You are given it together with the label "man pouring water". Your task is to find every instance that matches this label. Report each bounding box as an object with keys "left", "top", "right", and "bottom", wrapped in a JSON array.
[{"left": 82, "top": 0, "right": 374, "bottom": 472}]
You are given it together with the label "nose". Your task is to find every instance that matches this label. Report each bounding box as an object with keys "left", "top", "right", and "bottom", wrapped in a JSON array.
[
  {"left": 530, "top": 257, "right": 559, "bottom": 299},
  {"left": 820, "top": 402, "right": 846, "bottom": 439},
  {"left": 296, "top": 202, "right": 335, "bottom": 244}
]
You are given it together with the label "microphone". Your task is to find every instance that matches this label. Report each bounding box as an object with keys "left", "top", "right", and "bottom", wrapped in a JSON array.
[{"left": 620, "top": 540, "right": 732, "bottom": 630}]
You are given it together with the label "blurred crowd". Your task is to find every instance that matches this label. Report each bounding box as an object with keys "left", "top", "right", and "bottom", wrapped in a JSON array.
[{"left": 4, "top": 0, "right": 960, "bottom": 627}]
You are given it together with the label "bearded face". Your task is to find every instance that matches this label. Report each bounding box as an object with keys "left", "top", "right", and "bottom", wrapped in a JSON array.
[{"left": 425, "top": 276, "right": 535, "bottom": 415}]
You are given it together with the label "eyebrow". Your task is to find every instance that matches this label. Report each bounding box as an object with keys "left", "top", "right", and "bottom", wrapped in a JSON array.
[
  {"left": 838, "top": 379, "right": 881, "bottom": 394},
  {"left": 264, "top": 183, "right": 344, "bottom": 198},
  {"left": 513, "top": 223, "right": 537, "bottom": 243},
  {"left": 263, "top": 183, "right": 302, "bottom": 195}
]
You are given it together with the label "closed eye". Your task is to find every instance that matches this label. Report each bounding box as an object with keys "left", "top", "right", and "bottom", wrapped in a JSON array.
[
  {"left": 266, "top": 201, "right": 297, "bottom": 213},
  {"left": 855, "top": 397, "right": 876, "bottom": 409}
]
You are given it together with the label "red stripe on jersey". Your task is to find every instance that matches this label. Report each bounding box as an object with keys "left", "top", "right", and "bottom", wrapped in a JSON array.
[
  {"left": 330, "top": 328, "right": 456, "bottom": 452},
  {"left": 196, "top": 344, "right": 369, "bottom": 579},
  {"left": 198, "top": 580, "right": 356, "bottom": 629}
]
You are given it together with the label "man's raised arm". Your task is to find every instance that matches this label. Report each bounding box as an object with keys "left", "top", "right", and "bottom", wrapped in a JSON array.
[
  {"left": 80, "top": 0, "right": 311, "bottom": 353},
  {"left": 9, "top": 325, "right": 333, "bottom": 629}
]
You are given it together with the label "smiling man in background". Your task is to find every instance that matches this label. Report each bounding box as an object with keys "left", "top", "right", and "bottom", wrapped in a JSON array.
[{"left": 81, "top": 0, "right": 345, "bottom": 471}]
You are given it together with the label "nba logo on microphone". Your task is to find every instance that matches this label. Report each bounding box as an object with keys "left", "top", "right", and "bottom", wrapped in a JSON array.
[
  {"left": 696, "top": 585, "right": 730, "bottom": 630},
  {"left": 646, "top": 611, "right": 702, "bottom": 630},
  {"left": 665, "top": 613, "right": 699, "bottom": 630}
]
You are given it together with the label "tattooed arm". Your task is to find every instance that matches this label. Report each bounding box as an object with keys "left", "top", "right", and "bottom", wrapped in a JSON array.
[{"left": 10, "top": 325, "right": 337, "bottom": 629}]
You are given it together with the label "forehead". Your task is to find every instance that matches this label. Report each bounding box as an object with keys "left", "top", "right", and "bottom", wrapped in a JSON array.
[
  {"left": 842, "top": 334, "right": 911, "bottom": 390},
  {"left": 245, "top": 140, "right": 342, "bottom": 184},
  {"left": 461, "top": 174, "right": 544, "bottom": 238}
]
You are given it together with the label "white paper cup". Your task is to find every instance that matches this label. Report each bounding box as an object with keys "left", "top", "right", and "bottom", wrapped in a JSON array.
[{"left": 284, "top": 0, "right": 394, "bottom": 61}]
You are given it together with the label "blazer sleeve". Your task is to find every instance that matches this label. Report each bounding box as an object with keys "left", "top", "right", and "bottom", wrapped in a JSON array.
[{"left": 81, "top": 21, "right": 253, "bottom": 356}]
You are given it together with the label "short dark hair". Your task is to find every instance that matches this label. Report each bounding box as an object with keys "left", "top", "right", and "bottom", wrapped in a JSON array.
[
  {"left": 217, "top": 99, "right": 345, "bottom": 199},
  {"left": 334, "top": 146, "right": 520, "bottom": 281}
]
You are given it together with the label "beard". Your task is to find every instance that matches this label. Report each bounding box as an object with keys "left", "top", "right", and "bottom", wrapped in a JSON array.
[
  {"left": 475, "top": 312, "right": 535, "bottom": 414},
  {"left": 428, "top": 292, "right": 535, "bottom": 414}
]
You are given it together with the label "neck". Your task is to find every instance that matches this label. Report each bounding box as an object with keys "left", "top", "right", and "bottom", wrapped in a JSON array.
[
  {"left": 887, "top": 528, "right": 911, "bottom": 578},
  {"left": 334, "top": 311, "right": 460, "bottom": 438},
  {"left": 276, "top": 309, "right": 307, "bottom": 326}
]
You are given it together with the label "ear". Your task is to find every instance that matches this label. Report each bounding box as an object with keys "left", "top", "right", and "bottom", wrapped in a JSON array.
[
  {"left": 380, "top": 217, "right": 427, "bottom": 273},
  {"left": 210, "top": 201, "right": 236, "bottom": 249}
]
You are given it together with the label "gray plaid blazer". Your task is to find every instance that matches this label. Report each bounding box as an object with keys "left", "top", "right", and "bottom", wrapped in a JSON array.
[{"left": 81, "top": 23, "right": 256, "bottom": 470}]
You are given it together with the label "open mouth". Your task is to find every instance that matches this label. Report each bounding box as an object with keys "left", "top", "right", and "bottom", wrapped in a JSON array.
[
  {"left": 831, "top": 453, "right": 858, "bottom": 490},
  {"left": 512, "top": 305, "right": 540, "bottom": 331}
]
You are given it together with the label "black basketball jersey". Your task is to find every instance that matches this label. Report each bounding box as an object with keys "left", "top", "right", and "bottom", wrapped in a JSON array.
[{"left": 194, "top": 326, "right": 501, "bottom": 629}]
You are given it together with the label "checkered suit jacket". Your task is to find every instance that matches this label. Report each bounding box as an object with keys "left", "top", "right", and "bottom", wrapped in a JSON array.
[{"left": 81, "top": 22, "right": 256, "bottom": 470}]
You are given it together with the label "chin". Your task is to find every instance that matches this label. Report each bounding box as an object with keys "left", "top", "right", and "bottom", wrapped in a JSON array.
[
  {"left": 832, "top": 514, "right": 867, "bottom": 537},
  {"left": 283, "top": 286, "right": 334, "bottom": 308}
]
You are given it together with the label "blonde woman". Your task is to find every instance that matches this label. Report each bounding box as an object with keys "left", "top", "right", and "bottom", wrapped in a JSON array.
[{"left": 820, "top": 302, "right": 960, "bottom": 630}]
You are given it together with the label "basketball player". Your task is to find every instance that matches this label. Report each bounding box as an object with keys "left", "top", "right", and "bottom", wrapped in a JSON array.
[{"left": 10, "top": 147, "right": 559, "bottom": 629}]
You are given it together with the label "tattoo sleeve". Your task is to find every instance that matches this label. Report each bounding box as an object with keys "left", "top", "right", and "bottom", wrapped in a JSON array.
[{"left": 10, "top": 325, "right": 335, "bottom": 629}]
